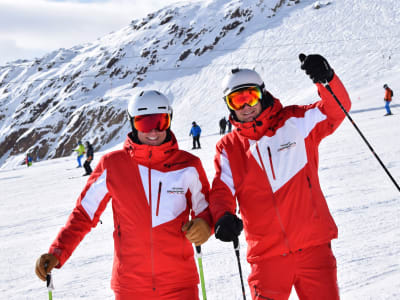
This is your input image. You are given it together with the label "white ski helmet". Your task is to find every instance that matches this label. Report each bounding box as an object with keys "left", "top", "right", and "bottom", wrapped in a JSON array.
[
  {"left": 127, "top": 90, "right": 172, "bottom": 119},
  {"left": 222, "top": 68, "right": 265, "bottom": 97}
]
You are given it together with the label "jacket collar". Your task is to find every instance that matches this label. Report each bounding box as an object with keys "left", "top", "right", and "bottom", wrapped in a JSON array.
[
  {"left": 230, "top": 99, "right": 283, "bottom": 140},
  {"left": 123, "top": 131, "right": 179, "bottom": 166}
]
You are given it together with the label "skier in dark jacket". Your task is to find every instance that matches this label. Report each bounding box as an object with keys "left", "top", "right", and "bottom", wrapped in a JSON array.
[
  {"left": 219, "top": 117, "right": 227, "bottom": 135},
  {"left": 189, "top": 121, "right": 202, "bottom": 149},
  {"left": 227, "top": 119, "right": 232, "bottom": 133},
  {"left": 83, "top": 141, "right": 94, "bottom": 176}
]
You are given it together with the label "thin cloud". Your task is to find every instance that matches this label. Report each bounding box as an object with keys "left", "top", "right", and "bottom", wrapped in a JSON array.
[{"left": 0, "top": 0, "right": 197, "bottom": 65}]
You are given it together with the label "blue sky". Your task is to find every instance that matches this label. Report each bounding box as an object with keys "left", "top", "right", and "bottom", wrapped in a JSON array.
[{"left": 0, "top": 0, "right": 198, "bottom": 65}]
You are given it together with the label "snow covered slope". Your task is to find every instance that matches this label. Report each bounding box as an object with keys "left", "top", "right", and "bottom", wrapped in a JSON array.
[{"left": 0, "top": 100, "right": 399, "bottom": 299}]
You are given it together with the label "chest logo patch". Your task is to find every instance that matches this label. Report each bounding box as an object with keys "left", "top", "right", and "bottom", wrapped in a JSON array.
[
  {"left": 277, "top": 141, "right": 296, "bottom": 152},
  {"left": 167, "top": 187, "right": 185, "bottom": 194}
]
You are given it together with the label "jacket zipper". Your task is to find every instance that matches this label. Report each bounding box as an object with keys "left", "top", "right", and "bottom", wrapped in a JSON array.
[
  {"left": 156, "top": 182, "right": 162, "bottom": 216},
  {"left": 148, "top": 150, "right": 156, "bottom": 291},
  {"left": 267, "top": 146, "right": 276, "bottom": 180},
  {"left": 255, "top": 143, "right": 266, "bottom": 173},
  {"left": 255, "top": 144, "right": 291, "bottom": 253}
]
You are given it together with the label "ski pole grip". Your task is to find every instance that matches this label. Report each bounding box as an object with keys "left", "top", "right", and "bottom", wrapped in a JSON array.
[
  {"left": 233, "top": 237, "right": 239, "bottom": 250},
  {"left": 46, "top": 274, "right": 51, "bottom": 288},
  {"left": 196, "top": 245, "right": 201, "bottom": 254}
]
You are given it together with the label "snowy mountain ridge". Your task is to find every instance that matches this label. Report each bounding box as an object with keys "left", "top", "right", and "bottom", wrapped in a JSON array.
[
  {"left": 0, "top": 0, "right": 297, "bottom": 168},
  {"left": 0, "top": 0, "right": 398, "bottom": 169}
]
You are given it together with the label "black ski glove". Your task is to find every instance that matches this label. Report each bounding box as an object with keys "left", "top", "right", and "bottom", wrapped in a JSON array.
[
  {"left": 215, "top": 212, "right": 243, "bottom": 242},
  {"left": 299, "top": 53, "right": 334, "bottom": 84}
]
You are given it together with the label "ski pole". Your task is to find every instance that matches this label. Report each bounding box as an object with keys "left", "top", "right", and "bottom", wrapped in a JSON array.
[
  {"left": 195, "top": 245, "right": 207, "bottom": 300},
  {"left": 233, "top": 238, "right": 246, "bottom": 300},
  {"left": 323, "top": 83, "right": 400, "bottom": 192},
  {"left": 44, "top": 262, "right": 54, "bottom": 300}
]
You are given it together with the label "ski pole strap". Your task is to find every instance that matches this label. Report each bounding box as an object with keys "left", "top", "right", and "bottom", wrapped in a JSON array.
[{"left": 324, "top": 83, "right": 400, "bottom": 192}]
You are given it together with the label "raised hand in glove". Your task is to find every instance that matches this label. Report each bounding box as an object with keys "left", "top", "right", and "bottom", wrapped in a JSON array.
[
  {"left": 299, "top": 53, "right": 334, "bottom": 84},
  {"left": 215, "top": 212, "right": 243, "bottom": 242},
  {"left": 182, "top": 218, "right": 211, "bottom": 246},
  {"left": 35, "top": 253, "right": 59, "bottom": 281}
]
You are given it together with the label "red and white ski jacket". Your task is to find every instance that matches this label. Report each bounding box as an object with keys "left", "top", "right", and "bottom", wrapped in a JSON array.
[
  {"left": 49, "top": 133, "right": 212, "bottom": 294},
  {"left": 209, "top": 75, "right": 351, "bottom": 264}
]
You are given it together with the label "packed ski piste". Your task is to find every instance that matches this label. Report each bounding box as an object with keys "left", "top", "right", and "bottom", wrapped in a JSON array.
[{"left": 32, "top": 53, "right": 399, "bottom": 300}]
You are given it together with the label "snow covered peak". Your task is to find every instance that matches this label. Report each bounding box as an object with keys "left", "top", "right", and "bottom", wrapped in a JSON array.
[{"left": 0, "top": 0, "right": 398, "bottom": 169}]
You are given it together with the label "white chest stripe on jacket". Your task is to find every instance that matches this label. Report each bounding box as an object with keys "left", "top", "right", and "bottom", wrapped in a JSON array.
[
  {"left": 249, "top": 107, "right": 326, "bottom": 192},
  {"left": 81, "top": 170, "right": 108, "bottom": 220},
  {"left": 138, "top": 165, "right": 208, "bottom": 227}
]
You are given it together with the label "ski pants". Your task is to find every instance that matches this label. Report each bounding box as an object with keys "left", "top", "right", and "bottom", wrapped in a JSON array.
[
  {"left": 77, "top": 154, "right": 84, "bottom": 167},
  {"left": 115, "top": 285, "right": 199, "bottom": 300},
  {"left": 192, "top": 136, "right": 201, "bottom": 149},
  {"left": 385, "top": 101, "right": 392, "bottom": 114},
  {"left": 248, "top": 243, "right": 339, "bottom": 300},
  {"left": 84, "top": 157, "right": 93, "bottom": 175}
]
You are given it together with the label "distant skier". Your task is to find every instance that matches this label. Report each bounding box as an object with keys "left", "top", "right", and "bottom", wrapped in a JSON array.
[
  {"left": 83, "top": 141, "right": 94, "bottom": 176},
  {"left": 74, "top": 141, "right": 85, "bottom": 168},
  {"left": 35, "top": 90, "right": 212, "bottom": 299},
  {"left": 383, "top": 84, "right": 393, "bottom": 116},
  {"left": 209, "top": 54, "right": 351, "bottom": 300},
  {"left": 227, "top": 118, "right": 232, "bottom": 133},
  {"left": 219, "top": 116, "right": 227, "bottom": 135},
  {"left": 189, "top": 121, "right": 202, "bottom": 149},
  {"left": 25, "top": 154, "right": 33, "bottom": 167}
]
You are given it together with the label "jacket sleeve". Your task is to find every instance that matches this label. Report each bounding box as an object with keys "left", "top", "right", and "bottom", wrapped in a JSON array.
[
  {"left": 209, "top": 143, "right": 237, "bottom": 224},
  {"left": 188, "top": 158, "right": 213, "bottom": 228},
  {"left": 48, "top": 156, "right": 111, "bottom": 268},
  {"left": 299, "top": 74, "right": 351, "bottom": 145}
]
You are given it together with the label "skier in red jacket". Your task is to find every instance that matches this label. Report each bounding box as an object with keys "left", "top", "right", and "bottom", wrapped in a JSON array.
[
  {"left": 209, "top": 54, "right": 351, "bottom": 300},
  {"left": 35, "top": 90, "right": 213, "bottom": 300}
]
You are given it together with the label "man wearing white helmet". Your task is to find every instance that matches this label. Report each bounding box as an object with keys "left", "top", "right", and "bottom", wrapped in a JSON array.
[
  {"left": 35, "top": 90, "right": 213, "bottom": 299},
  {"left": 209, "top": 54, "right": 351, "bottom": 299}
]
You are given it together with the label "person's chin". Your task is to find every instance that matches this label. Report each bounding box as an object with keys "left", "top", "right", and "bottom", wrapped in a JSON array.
[{"left": 145, "top": 138, "right": 161, "bottom": 146}]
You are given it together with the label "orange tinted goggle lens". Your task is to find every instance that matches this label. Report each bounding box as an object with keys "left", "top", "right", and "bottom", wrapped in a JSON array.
[
  {"left": 134, "top": 113, "right": 171, "bottom": 133},
  {"left": 226, "top": 86, "right": 262, "bottom": 110}
]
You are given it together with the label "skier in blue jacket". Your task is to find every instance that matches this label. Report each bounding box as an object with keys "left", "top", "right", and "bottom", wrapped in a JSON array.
[{"left": 189, "top": 121, "right": 202, "bottom": 149}]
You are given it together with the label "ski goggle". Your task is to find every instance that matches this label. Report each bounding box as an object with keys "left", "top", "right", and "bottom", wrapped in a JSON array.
[
  {"left": 225, "top": 86, "right": 262, "bottom": 111},
  {"left": 133, "top": 113, "right": 171, "bottom": 133}
]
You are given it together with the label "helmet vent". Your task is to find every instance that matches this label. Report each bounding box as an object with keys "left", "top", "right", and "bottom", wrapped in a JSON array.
[
  {"left": 158, "top": 106, "right": 167, "bottom": 109},
  {"left": 138, "top": 108, "right": 147, "bottom": 111},
  {"left": 232, "top": 68, "right": 239, "bottom": 74}
]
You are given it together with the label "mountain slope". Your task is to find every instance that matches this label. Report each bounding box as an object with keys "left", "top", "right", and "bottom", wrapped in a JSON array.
[{"left": 0, "top": 0, "right": 398, "bottom": 170}]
